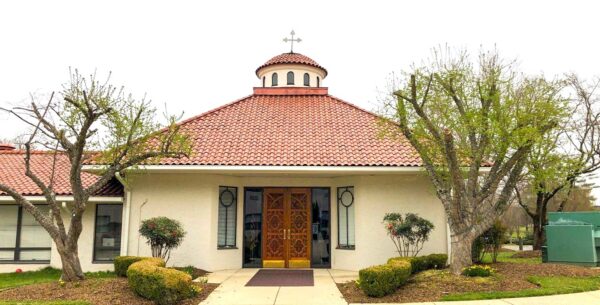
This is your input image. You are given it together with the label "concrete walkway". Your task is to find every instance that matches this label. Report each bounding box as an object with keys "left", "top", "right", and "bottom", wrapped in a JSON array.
[
  {"left": 199, "top": 268, "right": 349, "bottom": 305},
  {"left": 199, "top": 269, "right": 600, "bottom": 305}
]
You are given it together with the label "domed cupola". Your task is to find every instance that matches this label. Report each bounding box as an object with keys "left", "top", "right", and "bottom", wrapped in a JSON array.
[
  {"left": 256, "top": 52, "right": 327, "bottom": 88},
  {"left": 256, "top": 31, "right": 327, "bottom": 89}
]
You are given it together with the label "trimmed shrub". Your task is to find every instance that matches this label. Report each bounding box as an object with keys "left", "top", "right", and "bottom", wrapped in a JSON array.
[
  {"left": 127, "top": 257, "right": 198, "bottom": 305},
  {"left": 358, "top": 264, "right": 397, "bottom": 297},
  {"left": 114, "top": 256, "right": 146, "bottom": 277},
  {"left": 139, "top": 217, "right": 186, "bottom": 262},
  {"left": 426, "top": 253, "right": 448, "bottom": 269},
  {"left": 462, "top": 265, "right": 494, "bottom": 277},
  {"left": 387, "top": 259, "right": 412, "bottom": 287},
  {"left": 387, "top": 253, "right": 448, "bottom": 274}
]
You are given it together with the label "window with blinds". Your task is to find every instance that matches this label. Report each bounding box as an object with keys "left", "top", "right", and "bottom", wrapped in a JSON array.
[
  {"left": 337, "top": 186, "right": 355, "bottom": 249},
  {"left": 0, "top": 205, "right": 52, "bottom": 262},
  {"left": 218, "top": 186, "right": 237, "bottom": 248}
]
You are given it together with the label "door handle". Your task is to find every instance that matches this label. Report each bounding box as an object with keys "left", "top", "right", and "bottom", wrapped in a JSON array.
[
  {"left": 283, "top": 229, "right": 286, "bottom": 240},
  {"left": 288, "top": 229, "right": 291, "bottom": 239}
]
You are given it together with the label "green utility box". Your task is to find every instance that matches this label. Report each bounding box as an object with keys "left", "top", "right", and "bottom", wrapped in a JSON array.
[{"left": 545, "top": 212, "right": 600, "bottom": 266}]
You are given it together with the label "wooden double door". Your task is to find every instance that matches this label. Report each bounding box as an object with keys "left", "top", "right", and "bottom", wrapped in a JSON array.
[{"left": 262, "top": 188, "right": 311, "bottom": 268}]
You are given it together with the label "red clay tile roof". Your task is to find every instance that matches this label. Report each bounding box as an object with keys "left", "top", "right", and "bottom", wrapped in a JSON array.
[
  {"left": 0, "top": 151, "right": 123, "bottom": 196},
  {"left": 256, "top": 52, "right": 328, "bottom": 77},
  {"left": 154, "top": 88, "right": 421, "bottom": 166}
]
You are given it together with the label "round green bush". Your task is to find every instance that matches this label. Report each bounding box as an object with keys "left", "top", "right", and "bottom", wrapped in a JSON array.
[
  {"left": 139, "top": 217, "right": 186, "bottom": 261},
  {"left": 358, "top": 264, "right": 397, "bottom": 297},
  {"left": 127, "top": 257, "right": 198, "bottom": 305},
  {"left": 387, "top": 259, "right": 412, "bottom": 287},
  {"left": 114, "top": 256, "right": 146, "bottom": 277},
  {"left": 426, "top": 254, "right": 448, "bottom": 269}
]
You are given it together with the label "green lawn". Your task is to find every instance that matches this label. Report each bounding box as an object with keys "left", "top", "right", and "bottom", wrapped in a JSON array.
[
  {"left": 481, "top": 251, "right": 541, "bottom": 264},
  {"left": 0, "top": 267, "right": 115, "bottom": 290},
  {"left": 442, "top": 275, "right": 600, "bottom": 301}
]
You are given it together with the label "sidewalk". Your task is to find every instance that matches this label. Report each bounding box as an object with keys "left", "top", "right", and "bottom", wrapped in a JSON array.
[{"left": 199, "top": 269, "right": 600, "bottom": 305}]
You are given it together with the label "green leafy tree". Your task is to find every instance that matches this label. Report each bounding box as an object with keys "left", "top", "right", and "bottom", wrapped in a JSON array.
[
  {"left": 383, "top": 213, "right": 434, "bottom": 257},
  {"left": 139, "top": 217, "right": 186, "bottom": 262},
  {"left": 381, "top": 47, "right": 566, "bottom": 274},
  {"left": 515, "top": 75, "right": 600, "bottom": 250},
  {"left": 0, "top": 70, "right": 190, "bottom": 281}
]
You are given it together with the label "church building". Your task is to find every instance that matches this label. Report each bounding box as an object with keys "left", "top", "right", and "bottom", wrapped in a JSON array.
[{"left": 0, "top": 48, "right": 450, "bottom": 272}]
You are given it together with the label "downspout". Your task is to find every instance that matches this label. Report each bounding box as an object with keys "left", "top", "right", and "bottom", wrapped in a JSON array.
[
  {"left": 137, "top": 199, "right": 148, "bottom": 255},
  {"left": 115, "top": 172, "right": 132, "bottom": 256}
]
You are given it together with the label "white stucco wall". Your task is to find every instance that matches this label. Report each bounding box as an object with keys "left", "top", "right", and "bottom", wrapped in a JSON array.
[
  {"left": 124, "top": 172, "right": 448, "bottom": 271},
  {"left": 0, "top": 200, "right": 122, "bottom": 273}
]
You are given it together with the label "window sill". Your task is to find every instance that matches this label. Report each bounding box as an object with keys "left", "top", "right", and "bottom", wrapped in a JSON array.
[
  {"left": 92, "top": 260, "right": 115, "bottom": 264},
  {"left": 217, "top": 246, "right": 238, "bottom": 250},
  {"left": 336, "top": 246, "right": 355, "bottom": 250},
  {"left": 0, "top": 260, "right": 50, "bottom": 264}
]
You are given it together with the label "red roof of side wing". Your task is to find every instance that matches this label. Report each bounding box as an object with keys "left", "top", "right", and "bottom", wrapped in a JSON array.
[{"left": 0, "top": 151, "right": 123, "bottom": 196}]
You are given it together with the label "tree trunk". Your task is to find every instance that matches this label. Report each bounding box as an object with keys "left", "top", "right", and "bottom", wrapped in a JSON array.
[
  {"left": 56, "top": 242, "right": 85, "bottom": 281},
  {"left": 449, "top": 231, "right": 476, "bottom": 274},
  {"left": 532, "top": 217, "right": 545, "bottom": 250}
]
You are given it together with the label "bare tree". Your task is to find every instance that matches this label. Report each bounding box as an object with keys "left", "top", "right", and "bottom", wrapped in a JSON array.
[
  {"left": 382, "top": 47, "right": 565, "bottom": 273},
  {"left": 515, "top": 75, "right": 600, "bottom": 250},
  {"left": 0, "top": 70, "right": 190, "bottom": 281}
]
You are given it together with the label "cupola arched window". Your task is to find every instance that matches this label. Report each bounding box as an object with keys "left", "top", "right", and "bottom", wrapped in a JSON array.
[
  {"left": 287, "top": 71, "right": 294, "bottom": 85},
  {"left": 262, "top": 76, "right": 266, "bottom": 87},
  {"left": 316, "top": 76, "right": 320, "bottom": 87},
  {"left": 303, "top": 73, "right": 310, "bottom": 86},
  {"left": 271, "top": 73, "right": 278, "bottom": 86}
]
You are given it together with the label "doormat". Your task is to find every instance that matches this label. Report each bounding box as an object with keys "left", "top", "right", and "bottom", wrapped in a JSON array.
[{"left": 245, "top": 269, "right": 314, "bottom": 287}]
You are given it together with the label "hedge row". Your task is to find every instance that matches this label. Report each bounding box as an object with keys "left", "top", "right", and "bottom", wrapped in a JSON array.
[
  {"left": 358, "top": 259, "right": 411, "bottom": 297},
  {"left": 114, "top": 256, "right": 198, "bottom": 305},
  {"left": 358, "top": 253, "right": 448, "bottom": 297},
  {"left": 387, "top": 253, "right": 447, "bottom": 273}
]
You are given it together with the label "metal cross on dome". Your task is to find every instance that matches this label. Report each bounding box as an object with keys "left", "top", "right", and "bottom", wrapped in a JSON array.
[{"left": 283, "top": 30, "right": 302, "bottom": 53}]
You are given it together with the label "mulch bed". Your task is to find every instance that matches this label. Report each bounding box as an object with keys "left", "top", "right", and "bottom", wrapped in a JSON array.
[
  {"left": 337, "top": 262, "right": 600, "bottom": 303},
  {"left": 0, "top": 277, "right": 218, "bottom": 305}
]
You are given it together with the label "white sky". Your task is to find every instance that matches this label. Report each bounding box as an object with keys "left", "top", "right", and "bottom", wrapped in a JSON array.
[{"left": 1, "top": 0, "right": 599, "bottom": 199}]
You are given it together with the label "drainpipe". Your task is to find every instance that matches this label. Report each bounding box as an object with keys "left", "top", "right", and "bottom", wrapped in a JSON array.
[
  {"left": 115, "top": 172, "right": 132, "bottom": 256},
  {"left": 137, "top": 199, "right": 148, "bottom": 255}
]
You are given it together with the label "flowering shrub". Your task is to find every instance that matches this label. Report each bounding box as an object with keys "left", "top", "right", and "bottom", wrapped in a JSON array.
[
  {"left": 383, "top": 213, "right": 434, "bottom": 257},
  {"left": 462, "top": 265, "right": 495, "bottom": 277},
  {"left": 15, "top": 268, "right": 22, "bottom": 273},
  {"left": 139, "top": 217, "right": 186, "bottom": 262}
]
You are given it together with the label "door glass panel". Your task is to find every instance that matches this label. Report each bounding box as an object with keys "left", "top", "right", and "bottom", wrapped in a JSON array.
[
  {"left": 243, "top": 189, "right": 262, "bottom": 267},
  {"left": 311, "top": 188, "right": 331, "bottom": 267}
]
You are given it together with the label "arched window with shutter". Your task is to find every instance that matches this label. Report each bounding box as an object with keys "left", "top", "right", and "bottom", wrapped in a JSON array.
[
  {"left": 316, "top": 76, "right": 320, "bottom": 87},
  {"left": 287, "top": 71, "right": 294, "bottom": 85},
  {"left": 271, "top": 73, "right": 278, "bottom": 86},
  {"left": 262, "top": 76, "right": 266, "bottom": 87},
  {"left": 303, "top": 73, "right": 310, "bottom": 86}
]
